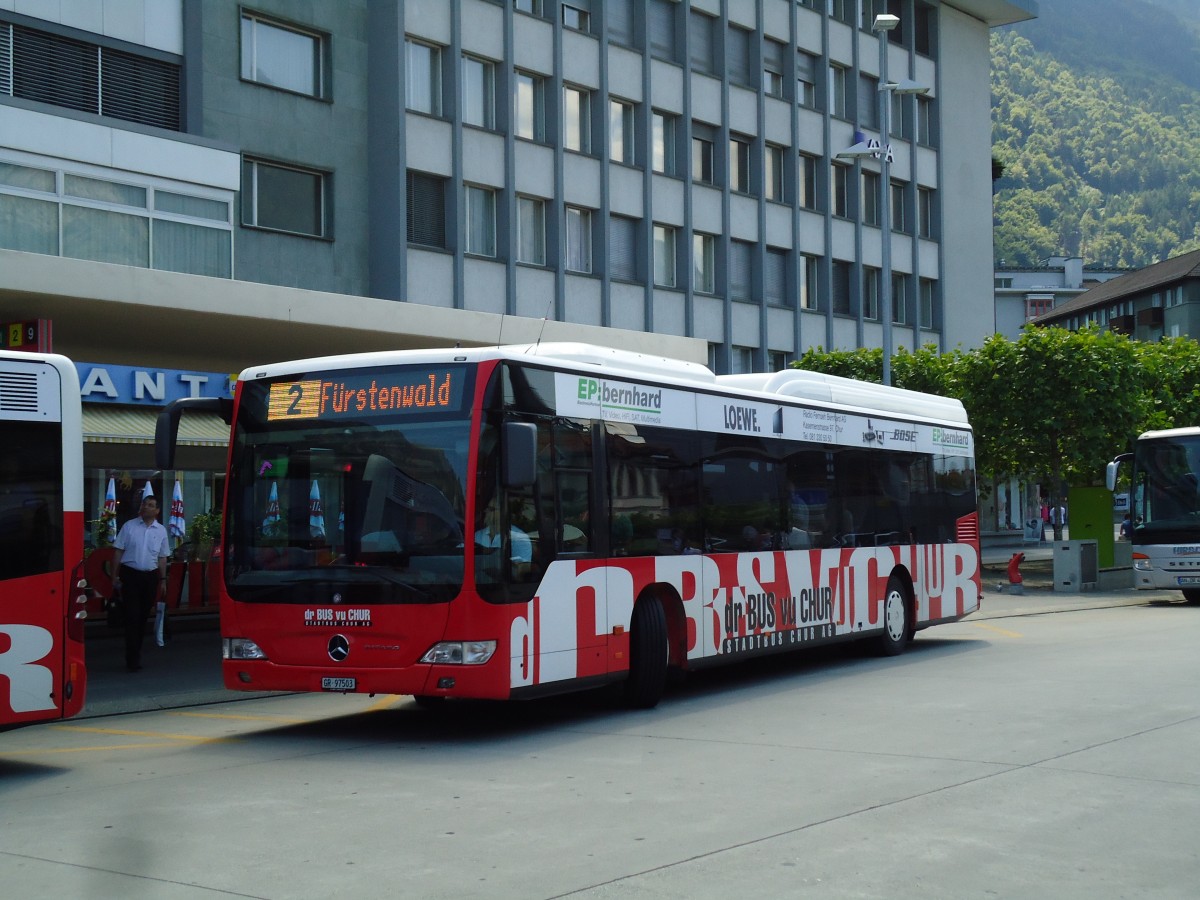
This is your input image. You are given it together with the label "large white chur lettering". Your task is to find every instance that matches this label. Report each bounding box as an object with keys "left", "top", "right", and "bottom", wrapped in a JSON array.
[{"left": 0, "top": 624, "right": 56, "bottom": 713}]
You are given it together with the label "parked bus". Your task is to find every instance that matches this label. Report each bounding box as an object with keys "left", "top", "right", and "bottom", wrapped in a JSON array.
[
  {"left": 0, "top": 349, "right": 88, "bottom": 729},
  {"left": 158, "top": 343, "right": 980, "bottom": 708},
  {"left": 1108, "top": 427, "right": 1200, "bottom": 602}
]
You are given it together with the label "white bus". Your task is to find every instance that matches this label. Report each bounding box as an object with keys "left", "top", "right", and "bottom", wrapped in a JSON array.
[{"left": 1108, "top": 427, "right": 1200, "bottom": 602}]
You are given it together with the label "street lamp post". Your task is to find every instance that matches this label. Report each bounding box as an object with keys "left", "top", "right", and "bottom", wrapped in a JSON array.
[
  {"left": 835, "top": 14, "right": 927, "bottom": 387},
  {"left": 875, "top": 13, "right": 897, "bottom": 386}
]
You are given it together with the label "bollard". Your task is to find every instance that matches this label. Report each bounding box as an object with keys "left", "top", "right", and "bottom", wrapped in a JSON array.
[{"left": 1006, "top": 552, "right": 1025, "bottom": 595}]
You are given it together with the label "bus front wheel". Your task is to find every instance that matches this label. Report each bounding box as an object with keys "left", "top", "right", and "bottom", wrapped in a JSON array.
[
  {"left": 624, "top": 597, "right": 668, "bottom": 709},
  {"left": 1184, "top": 589, "right": 1200, "bottom": 605},
  {"left": 876, "top": 576, "right": 911, "bottom": 657}
]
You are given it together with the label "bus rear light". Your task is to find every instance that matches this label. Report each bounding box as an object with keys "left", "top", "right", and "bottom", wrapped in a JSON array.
[
  {"left": 420, "top": 640, "right": 497, "bottom": 665},
  {"left": 224, "top": 638, "right": 268, "bottom": 660}
]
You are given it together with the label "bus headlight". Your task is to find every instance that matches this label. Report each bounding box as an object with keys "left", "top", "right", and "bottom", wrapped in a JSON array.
[
  {"left": 1132, "top": 554, "right": 1152, "bottom": 571},
  {"left": 420, "top": 640, "right": 497, "bottom": 665},
  {"left": 224, "top": 638, "right": 268, "bottom": 660}
]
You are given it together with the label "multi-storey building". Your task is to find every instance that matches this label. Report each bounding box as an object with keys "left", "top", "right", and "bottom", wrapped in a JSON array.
[
  {"left": 0, "top": 0, "right": 1034, "bottom": 554},
  {"left": 1034, "top": 249, "right": 1200, "bottom": 341},
  {"left": 994, "top": 256, "right": 1129, "bottom": 340}
]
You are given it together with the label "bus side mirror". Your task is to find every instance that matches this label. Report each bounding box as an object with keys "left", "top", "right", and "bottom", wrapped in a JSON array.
[
  {"left": 502, "top": 422, "right": 537, "bottom": 489},
  {"left": 1106, "top": 453, "right": 1131, "bottom": 492},
  {"left": 155, "top": 397, "right": 233, "bottom": 469}
]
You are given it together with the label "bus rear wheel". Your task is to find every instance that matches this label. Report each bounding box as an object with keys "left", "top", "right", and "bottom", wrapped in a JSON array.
[
  {"left": 624, "top": 597, "right": 668, "bottom": 709},
  {"left": 876, "top": 576, "right": 911, "bottom": 657}
]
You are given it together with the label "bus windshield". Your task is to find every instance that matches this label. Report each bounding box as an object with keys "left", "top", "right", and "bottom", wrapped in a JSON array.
[
  {"left": 226, "top": 365, "right": 475, "bottom": 604},
  {"left": 1133, "top": 433, "right": 1200, "bottom": 542}
]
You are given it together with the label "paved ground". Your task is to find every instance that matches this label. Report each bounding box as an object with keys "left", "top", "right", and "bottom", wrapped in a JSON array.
[{"left": 79, "top": 543, "right": 1174, "bottom": 720}]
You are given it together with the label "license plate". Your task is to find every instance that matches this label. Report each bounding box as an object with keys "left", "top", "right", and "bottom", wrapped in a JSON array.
[
  {"left": 321, "top": 676, "right": 356, "bottom": 691},
  {"left": 1177, "top": 577, "right": 1200, "bottom": 587}
]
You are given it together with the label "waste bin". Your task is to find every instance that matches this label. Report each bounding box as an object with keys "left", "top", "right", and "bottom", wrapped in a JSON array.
[{"left": 1053, "top": 540, "right": 1098, "bottom": 591}]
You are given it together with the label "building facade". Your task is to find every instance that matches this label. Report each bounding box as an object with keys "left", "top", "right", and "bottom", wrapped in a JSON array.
[
  {"left": 0, "top": 0, "right": 1034, "bottom": 559},
  {"left": 994, "top": 256, "right": 1129, "bottom": 340},
  {"left": 1033, "top": 249, "right": 1200, "bottom": 341}
]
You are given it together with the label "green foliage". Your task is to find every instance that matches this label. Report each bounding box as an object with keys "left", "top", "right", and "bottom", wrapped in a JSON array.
[
  {"left": 795, "top": 331, "right": 1200, "bottom": 490},
  {"left": 188, "top": 509, "right": 223, "bottom": 560},
  {"left": 991, "top": 20, "right": 1200, "bottom": 268}
]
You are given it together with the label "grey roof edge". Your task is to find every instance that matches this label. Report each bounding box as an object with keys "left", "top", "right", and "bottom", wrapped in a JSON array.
[{"left": 947, "top": 0, "right": 1039, "bottom": 27}]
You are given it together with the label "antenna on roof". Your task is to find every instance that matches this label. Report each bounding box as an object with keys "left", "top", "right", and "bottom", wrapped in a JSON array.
[{"left": 528, "top": 291, "right": 556, "bottom": 354}]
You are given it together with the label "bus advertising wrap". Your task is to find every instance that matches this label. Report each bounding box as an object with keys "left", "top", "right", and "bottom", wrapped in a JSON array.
[{"left": 556, "top": 373, "right": 973, "bottom": 455}]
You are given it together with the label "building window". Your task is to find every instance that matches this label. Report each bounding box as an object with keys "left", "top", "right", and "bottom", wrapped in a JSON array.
[
  {"left": 0, "top": 158, "right": 233, "bottom": 277},
  {"left": 765, "top": 144, "right": 785, "bottom": 202},
  {"left": 462, "top": 55, "right": 496, "bottom": 129},
  {"left": 406, "top": 170, "right": 447, "bottom": 248},
  {"left": 653, "top": 224, "right": 677, "bottom": 288},
  {"left": 832, "top": 164, "right": 850, "bottom": 218},
  {"left": 610, "top": 99, "right": 636, "bottom": 164},
  {"left": 727, "top": 25, "right": 753, "bottom": 87},
  {"left": 828, "top": 0, "right": 853, "bottom": 23},
  {"left": 565, "top": 206, "right": 592, "bottom": 273},
  {"left": 829, "top": 64, "right": 848, "bottom": 119},
  {"left": 891, "top": 181, "right": 908, "bottom": 232},
  {"left": 730, "top": 135, "right": 751, "bottom": 194},
  {"left": 765, "top": 248, "right": 788, "bottom": 307},
  {"left": 730, "top": 239, "right": 753, "bottom": 302},
  {"left": 864, "top": 266, "right": 880, "bottom": 319},
  {"left": 610, "top": 214, "right": 638, "bottom": 281},
  {"left": 405, "top": 39, "right": 442, "bottom": 116},
  {"left": 609, "top": 0, "right": 635, "bottom": 46},
  {"left": 242, "top": 157, "right": 328, "bottom": 238},
  {"left": 240, "top": 12, "right": 326, "bottom": 99},
  {"left": 564, "top": 85, "right": 591, "bottom": 153},
  {"left": 562, "top": 4, "right": 590, "bottom": 32},
  {"left": 832, "top": 259, "right": 852, "bottom": 314},
  {"left": 693, "top": 232, "right": 715, "bottom": 294},
  {"left": 799, "top": 253, "right": 818, "bottom": 310},
  {"left": 768, "top": 351, "right": 790, "bottom": 372},
  {"left": 515, "top": 70, "right": 546, "bottom": 142},
  {"left": 4, "top": 19, "right": 182, "bottom": 129},
  {"left": 515, "top": 0, "right": 543, "bottom": 15},
  {"left": 796, "top": 51, "right": 818, "bottom": 109},
  {"left": 652, "top": 111, "right": 679, "bottom": 175},
  {"left": 464, "top": 185, "right": 496, "bottom": 257},
  {"left": 649, "top": 0, "right": 679, "bottom": 62},
  {"left": 799, "top": 154, "right": 818, "bottom": 210},
  {"left": 893, "top": 272, "right": 910, "bottom": 324},
  {"left": 858, "top": 75, "right": 878, "bottom": 130},
  {"left": 920, "top": 277, "right": 936, "bottom": 327},
  {"left": 916, "top": 97, "right": 935, "bottom": 147},
  {"left": 692, "top": 126, "right": 716, "bottom": 185},
  {"left": 918, "top": 186, "right": 935, "bottom": 238},
  {"left": 862, "top": 171, "right": 880, "bottom": 226},
  {"left": 763, "top": 38, "right": 786, "bottom": 99},
  {"left": 731, "top": 346, "right": 754, "bottom": 374},
  {"left": 689, "top": 11, "right": 716, "bottom": 74},
  {"left": 516, "top": 196, "right": 546, "bottom": 265}
]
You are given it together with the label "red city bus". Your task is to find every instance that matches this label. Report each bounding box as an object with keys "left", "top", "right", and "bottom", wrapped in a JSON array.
[
  {"left": 0, "top": 349, "right": 88, "bottom": 728},
  {"left": 158, "top": 343, "right": 980, "bottom": 708}
]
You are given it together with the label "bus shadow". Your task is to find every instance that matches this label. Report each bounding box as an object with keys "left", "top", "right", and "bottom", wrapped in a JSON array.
[{"left": 236, "top": 636, "right": 985, "bottom": 747}]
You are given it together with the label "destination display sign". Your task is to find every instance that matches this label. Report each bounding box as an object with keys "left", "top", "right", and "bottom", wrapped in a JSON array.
[{"left": 263, "top": 366, "right": 467, "bottom": 422}]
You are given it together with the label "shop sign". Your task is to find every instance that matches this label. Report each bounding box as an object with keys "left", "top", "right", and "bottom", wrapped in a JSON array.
[{"left": 76, "top": 362, "right": 236, "bottom": 406}]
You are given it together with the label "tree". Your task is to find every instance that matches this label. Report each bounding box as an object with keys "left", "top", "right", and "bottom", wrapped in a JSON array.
[{"left": 794, "top": 328, "right": 1157, "bottom": 492}]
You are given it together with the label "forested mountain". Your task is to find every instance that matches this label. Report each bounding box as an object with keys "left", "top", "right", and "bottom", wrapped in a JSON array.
[{"left": 991, "top": 0, "right": 1200, "bottom": 268}]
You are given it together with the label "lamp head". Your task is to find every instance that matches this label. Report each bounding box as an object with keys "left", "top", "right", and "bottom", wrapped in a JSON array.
[{"left": 873, "top": 13, "right": 900, "bottom": 32}]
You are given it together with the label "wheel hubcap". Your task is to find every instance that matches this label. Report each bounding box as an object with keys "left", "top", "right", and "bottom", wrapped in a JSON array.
[{"left": 885, "top": 589, "right": 905, "bottom": 641}]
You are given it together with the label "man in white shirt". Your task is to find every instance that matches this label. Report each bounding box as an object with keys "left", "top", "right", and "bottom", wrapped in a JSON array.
[{"left": 112, "top": 494, "right": 171, "bottom": 672}]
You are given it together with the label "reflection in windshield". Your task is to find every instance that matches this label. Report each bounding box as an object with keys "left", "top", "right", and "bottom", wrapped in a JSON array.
[
  {"left": 227, "top": 417, "right": 472, "bottom": 604},
  {"left": 1134, "top": 435, "right": 1200, "bottom": 537}
]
